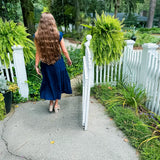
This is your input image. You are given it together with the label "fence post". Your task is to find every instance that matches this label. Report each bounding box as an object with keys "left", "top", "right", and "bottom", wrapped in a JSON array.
[
  {"left": 125, "top": 40, "right": 135, "bottom": 50},
  {"left": 140, "top": 43, "right": 158, "bottom": 87},
  {"left": 122, "top": 40, "right": 135, "bottom": 82},
  {"left": 82, "top": 35, "right": 92, "bottom": 130},
  {"left": 85, "top": 35, "right": 94, "bottom": 88},
  {"left": 12, "top": 45, "right": 29, "bottom": 99}
]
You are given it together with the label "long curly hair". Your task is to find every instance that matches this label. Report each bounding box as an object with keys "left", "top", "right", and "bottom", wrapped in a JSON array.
[{"left": 35, "top": 13, "right": 61, "bottom": 65}]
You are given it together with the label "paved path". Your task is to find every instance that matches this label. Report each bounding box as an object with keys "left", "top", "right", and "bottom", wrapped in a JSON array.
[{"left": 0, "top": 96, "right": 139, "bottom": 160}]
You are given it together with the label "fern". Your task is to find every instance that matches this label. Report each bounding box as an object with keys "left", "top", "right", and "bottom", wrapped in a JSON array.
[
  {"left": 82, "top": 12, "right": 125, "bottom": 65},
  {"left": 0, "top": 18, "right": 35, "bottom": 67}
]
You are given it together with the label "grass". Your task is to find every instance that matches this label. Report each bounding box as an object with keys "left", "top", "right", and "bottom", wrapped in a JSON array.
[{"left": 91, "top": 83, "right": 160, "bottom": 160}]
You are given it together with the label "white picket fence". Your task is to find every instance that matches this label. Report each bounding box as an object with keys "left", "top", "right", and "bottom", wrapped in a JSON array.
[
  {"left": 82, "top": 35, "right": 160, "bottom": 130},
  {"left": 0, "top": 46, "right": 29, "bottom": 98}
]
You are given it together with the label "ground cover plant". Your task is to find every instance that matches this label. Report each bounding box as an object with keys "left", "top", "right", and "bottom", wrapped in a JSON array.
[{"left": 91, "top": 82, "right": 160, "bottom": 160}]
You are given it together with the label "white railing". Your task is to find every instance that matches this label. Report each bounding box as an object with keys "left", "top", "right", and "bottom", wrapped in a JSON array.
[
  {"left": 82, "top": 35, "right": 93, "bottom": 130},
  {"left": 123, "top": 41, "right": 160, "bottom": 115},
  {"left": 0, "top": 46, "right": 29, "bottom": 98},
  {"left": 82, "top": 35, "right": 160, "bottom": 130},
  {"left": 0, "top": 53, "right": 15, "bottom": 82}
]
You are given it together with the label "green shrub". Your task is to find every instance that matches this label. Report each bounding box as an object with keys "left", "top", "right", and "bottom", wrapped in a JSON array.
[
  {"left": 134, "top": 33, "right": 160, "bottom": 47},
  {"left": 82, "top": 12, "right": 125, "bottom": 65},
  {"left": 138, "top": 28, "right": 160, "bottom": 34},
  {"left": 0, "top": 18, "right": 35, "bottom": 67},
  {"left": 64, "top": 47, "right": 83, "bottom": 79}
]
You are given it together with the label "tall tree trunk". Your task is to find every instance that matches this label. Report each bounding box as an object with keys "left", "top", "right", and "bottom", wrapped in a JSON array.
[
  {"left": 147, "top": 0, "right": 157, "bottom": 28},
  {"left": 20, "top": 0, "right": 35, "bottom": 39},
  {"left": 75, "top": 0, "right": 80, "bottom": 32},
  {"left": 114, "top": 0, "right": 120, "bottom": 18}
]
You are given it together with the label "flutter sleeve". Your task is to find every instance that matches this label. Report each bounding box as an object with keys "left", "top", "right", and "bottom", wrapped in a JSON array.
[{"left": 59, "top": 31, "right": 63, "bottom": 42}]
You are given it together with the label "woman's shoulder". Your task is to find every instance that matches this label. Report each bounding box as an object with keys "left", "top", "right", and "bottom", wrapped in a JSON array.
[
  {"left": 59, "top": 31, "right": 63, "bottom": 37},
  {"left": 59, "top": 31, "right": 63, "bottom": 42}
]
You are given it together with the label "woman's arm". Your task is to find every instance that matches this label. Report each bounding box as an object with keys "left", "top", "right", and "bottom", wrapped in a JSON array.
[
  {"left": 34, "top": 40, "right": 41, "bottom": 75},
  {"left": 60, "top": 38, "right": 72, "bottom": 66}
]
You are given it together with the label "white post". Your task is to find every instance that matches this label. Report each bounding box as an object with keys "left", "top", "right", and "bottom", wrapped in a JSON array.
[
  {"left": 82, "top": 35, "right": 92, "bottom": 130},
  {"left": 85, "top": 35, "right": 94, "bottom": 88},
  {"left": 122, "top": 40, "right": 135, "bottom": 82},
  {"left": 12, "top": 45, "right": 29, "bottom": 98},
  {"left": 125, "top": 40, "right": 135, "bottom": 50},
  {"left": 140, "top": 43, "right": 158, "bottom": 87}
]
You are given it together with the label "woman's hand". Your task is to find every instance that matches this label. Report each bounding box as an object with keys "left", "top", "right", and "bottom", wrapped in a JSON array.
[
  {"left": 35, "top": 66, "right": 42, "bottom": 76},
  {"left": 67, "top": 59, "right": 72, "bottom": 66}
]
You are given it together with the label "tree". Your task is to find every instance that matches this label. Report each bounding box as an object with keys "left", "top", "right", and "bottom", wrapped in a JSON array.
[
  {"left": 147, "top": 0, "right": 157, "bottom": 28},
  {"left": 74, "top": 0, "right": 80, "bottom": 31},
  {"left": 114, "top": 0, "right": 120, "bottom": 18},
  {"left": 20, "top": 0, "right": 36, "bottom": 39},
  {"left": 105, "top": 0, "right": 143, "bottom": 18},
  {"left": 0, "top": 0, "right": 21, "bottom": 22}
]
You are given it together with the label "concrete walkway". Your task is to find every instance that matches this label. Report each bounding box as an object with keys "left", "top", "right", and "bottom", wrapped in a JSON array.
[{"left": 0, "top": 96, "right": 139, "bottom": 160}]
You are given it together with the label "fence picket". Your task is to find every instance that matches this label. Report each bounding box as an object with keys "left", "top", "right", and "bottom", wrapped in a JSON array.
[
  {"left": 118, "top": 57, "right": 122, "bottom": 81},
  {"left": 103, "top": 62, "right": 106, "bottom": 83},
  {"left": 114, "top": 62, "right": 118, "bottom": 83},
  {"left": 155, "top": 55, "right": 160, "bottom": 114},
  {"left": 96, "top": 65, "right": 98, "bottom": 84},
  {"left": 100, "top": 65, "right": 102, "bottom": 83},
  {"left": 151, "top": 54, "right": 159, "bottom": 113},
  {"left": 4, "top": 60, "right": 10, "bottom": 81},
  {"left": 111, "top": 63, "right": 114, "bottom": 83},
  {"left": 7, "top": 53, "right": 14, "bottom": 82},
  {"left": 0, "top": 59, "right": 4, "bottom": 76},
  {"left": 107, "top": 64, "right": 110, "bottom": 82}
]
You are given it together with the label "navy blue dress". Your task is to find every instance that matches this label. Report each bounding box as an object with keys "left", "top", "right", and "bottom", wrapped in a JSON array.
[{"left": 40, "top": 32, "right": 72, "bottom": 100}]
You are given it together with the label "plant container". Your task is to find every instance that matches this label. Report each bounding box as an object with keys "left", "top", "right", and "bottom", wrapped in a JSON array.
[{"left": 3, "top": 91, "right": 12, "bottom": 114}]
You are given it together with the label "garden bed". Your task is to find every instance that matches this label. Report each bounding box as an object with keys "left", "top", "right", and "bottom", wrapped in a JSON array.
[{"left": 91, "top": 83, "right": 160, "bottom": 160}]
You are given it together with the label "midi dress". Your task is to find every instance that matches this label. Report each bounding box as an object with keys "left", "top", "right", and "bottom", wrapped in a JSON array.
[{"left": 40, "top": 32, "right": 72, "bottom": 100}]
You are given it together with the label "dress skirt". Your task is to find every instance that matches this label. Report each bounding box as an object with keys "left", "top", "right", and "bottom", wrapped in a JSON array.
[{"left": 40, "top": 56, "right": 72, "bottom": 100}]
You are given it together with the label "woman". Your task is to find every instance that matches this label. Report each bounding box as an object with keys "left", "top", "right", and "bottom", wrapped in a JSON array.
[{"left": 34, "top": 12, "right": 72, "bottom": 113}]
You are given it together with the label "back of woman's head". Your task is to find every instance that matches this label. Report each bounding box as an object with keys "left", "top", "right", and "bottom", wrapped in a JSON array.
[{"left": 35, "top": 12, "right": 61, "bottom": 65}]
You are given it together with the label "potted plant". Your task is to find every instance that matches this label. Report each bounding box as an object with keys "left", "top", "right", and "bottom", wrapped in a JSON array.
[{"left": 0, "top": 75, "right": 18, "bottom": 114}]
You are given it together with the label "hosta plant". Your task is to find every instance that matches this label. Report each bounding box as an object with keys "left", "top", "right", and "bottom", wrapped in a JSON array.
[
  {"left": 0, "top": 18, "right": 35, "bottom": 67},
  {"left": 82, "top": 12, "right": 125, "bottom": 65}
]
